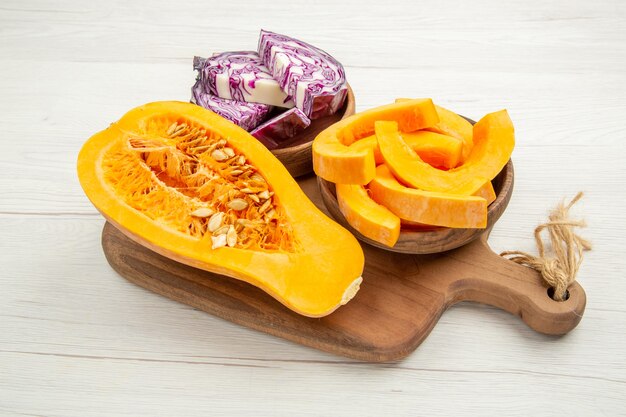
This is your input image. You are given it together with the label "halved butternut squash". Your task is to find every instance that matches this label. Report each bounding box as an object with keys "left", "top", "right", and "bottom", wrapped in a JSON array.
[
  {"left": 396, "top": 99, "right": 474, "bottom": 161},
  {"left": 349, "top": 131, "right": 462, "bottom": 169},
  {"left": 77, "top": 101, "right": 364, "bottom": 317},
  {"left": 312, "top": 99, "right": 439, "bottom": 184},
  {"left": 368, "top": 165, "right": 487, "bottom": 228},
  {"left": 336, "top": 184, "right": 401, "bottom": 247},
  {"left": 376, "top": 110, "right": 514, "bottom": 195}
]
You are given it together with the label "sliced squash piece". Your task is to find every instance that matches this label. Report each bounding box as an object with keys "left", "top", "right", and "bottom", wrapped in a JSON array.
[
  {"left": 348, "top": 135, "right": 385, "bottom": 164},
  {"left": 474, "top": 181, "right": 497, "bottom": 205},
  {"left": 399, "top": 180, "right": 496, "bottom": 228},
  {"left": 397, "top": 179, "right": 496, "bottom": 229},
  {"left": 312, "top": 141, "right": 377, "bottom": 186},
  {"left": 376, "top": 110, "right": 514, "bottom": 195},
  {"left": 336, "top": 184, "right": 401, "bottom": 247},
  {"left": 349, "top": 131, "right": 462, "bottom": 169},
  {"left": 368, "top": 165, "right": 487, "bottom": 228},
  {"left": 312, "top": 99, "right": 439, "bottom": 184},
  {"left": 396, "top": 99, "right": 474, "bottom": 161},
  {"left": 403, "top": 131, "right": 462, "bottom": 169},
  {"left": 77, "top": 101, "right": 364, "bottom": 317}
]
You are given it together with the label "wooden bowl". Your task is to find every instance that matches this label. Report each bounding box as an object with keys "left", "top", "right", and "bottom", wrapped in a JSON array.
[
  {"left": 318, "top": 160, "right": 514, "bottom": 254},
  {"left": 271, "top": 84, "right": 355, "bottom": 177}
]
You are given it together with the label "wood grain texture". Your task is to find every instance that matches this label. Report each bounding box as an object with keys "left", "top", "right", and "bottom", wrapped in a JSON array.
[
  {"left": 101, "top": 171, "right": 585, "bottom": 362},
  {"left": 2, "top": 0, "right": 626, "bottom": 416}
]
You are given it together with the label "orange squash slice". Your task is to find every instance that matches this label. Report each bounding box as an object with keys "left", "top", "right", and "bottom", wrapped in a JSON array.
[
  {"left": 312, "top": 99, "right": 439, "bottom": 184},
  {"left": 349, "top": 131, "right": 462, "bottom": 169},
  {"left": 336, "top": 184, "right": 401, "bottom": 247},
  {"left": 396, "top": 99, "right": 474, "bottom": 161},
  {"left": 474, "top": 181, "right": 497, "bottom": 205},
  {"left": 376, "top": 110, "right": 514, "bottom": 195},
  {"left": 368, "top": 165, "right": 488, "bottom": 228}
]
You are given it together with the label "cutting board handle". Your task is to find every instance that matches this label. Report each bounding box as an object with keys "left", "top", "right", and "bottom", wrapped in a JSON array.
[{"left": 444, "top": 234, "right": 586, "bottom": 335}]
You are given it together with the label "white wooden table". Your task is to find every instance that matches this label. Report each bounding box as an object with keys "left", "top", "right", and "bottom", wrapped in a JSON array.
[{"left": 2, "top": 1, "right": 625, "bottom": 415}]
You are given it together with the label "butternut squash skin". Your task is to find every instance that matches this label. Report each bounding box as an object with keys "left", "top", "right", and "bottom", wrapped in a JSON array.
[
  {"left": 77, "top": 101, "right": 364, "bottom": 317},
  {"left": 368, "top": 165, "right": 488, "bottom": 228},
  {"left": 376, "top": 110, "right": 514, "bottom": 195},
  {"left": 312, "top": 99, "right": 439, "bottom": 184},
  {"left": 336, "top": 184, "right": 401, "bottom": 247}
]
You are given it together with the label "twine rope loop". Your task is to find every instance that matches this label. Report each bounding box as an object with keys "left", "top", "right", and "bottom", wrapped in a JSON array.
[{"left": 500, "top": 192, "right": 591, "bottom": 301}]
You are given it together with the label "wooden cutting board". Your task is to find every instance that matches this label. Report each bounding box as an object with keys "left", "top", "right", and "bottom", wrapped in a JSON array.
[{"left": 101, "top": 175, "right": 586, "bottom": 362}]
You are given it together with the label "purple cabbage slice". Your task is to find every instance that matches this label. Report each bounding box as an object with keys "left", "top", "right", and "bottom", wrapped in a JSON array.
[
  {"left": 191, "top": 79, "right": 271, "bottom": 131},
  {"left": 258, "top": 30, "right": 347, "bottom": 119},
  {"left": 250, "top": 108, "right": 311, "bottom": 150},
  {"left": 193, "top": 53, "right": 294, "bottom": 108}
]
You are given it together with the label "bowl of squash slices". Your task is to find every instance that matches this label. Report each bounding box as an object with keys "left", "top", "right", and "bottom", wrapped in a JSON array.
[{"left": 313, "top": 98, "right": 515, "bottom": 254}]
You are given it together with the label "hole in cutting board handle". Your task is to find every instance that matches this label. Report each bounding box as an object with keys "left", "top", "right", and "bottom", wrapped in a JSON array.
[{"left": 547, "top": 287, "right": 570, "bottom": 302}]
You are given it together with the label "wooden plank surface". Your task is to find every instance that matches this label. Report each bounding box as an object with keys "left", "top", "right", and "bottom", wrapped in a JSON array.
[{"left": 1, "top": 0, "right": 626, "bottom": 415}]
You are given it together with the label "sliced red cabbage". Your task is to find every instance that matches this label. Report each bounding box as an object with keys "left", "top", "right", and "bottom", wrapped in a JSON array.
[
  {"left": 250, "top": 108, "right": 311, "bottom": 150},
  {"left": 258, "top": 30, "right": 347, "bottom": 119},
  {"left": 191, "top": 79, "right": 271, "bottom": 131},
  {"left": 193, "top": 53, "right": 294, "bottom": 108}
]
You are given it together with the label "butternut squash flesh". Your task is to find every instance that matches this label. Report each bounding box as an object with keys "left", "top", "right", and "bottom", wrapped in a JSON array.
[
  {"left": 336, "top": 184, "right": 401, "bottom": 247},
  {"left": 474, "top": 181, "right": 497, "bottom": 205},
  {"left": 396, "top": 99, "right": 474, "bottom": 161},
  {"left": 376, "top": 110, "right": 514, "bottom": 195},
  {"left": 312, "top": 99, "right": 439, "bottom": 184},
  {"left": 349, "top": 131, "right": 462, "bottom": 169},
  {"left": 77, "top": 101, "right": 364, "bottom": 317},
  {"left": 368, "top": 165, "right": 488, "bottom": 228}
]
